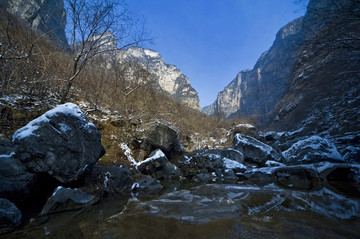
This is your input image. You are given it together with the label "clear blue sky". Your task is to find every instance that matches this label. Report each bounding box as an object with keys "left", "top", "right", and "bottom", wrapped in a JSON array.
[{"left": 127, "top": 0, "right": 307, "bottom": 108}]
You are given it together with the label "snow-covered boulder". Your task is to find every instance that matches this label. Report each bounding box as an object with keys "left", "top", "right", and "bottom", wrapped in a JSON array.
[
  {"left": 0, "top": 154, "right": 37, "bottom": 202},
  {"left": 0, "top": 198, "right": 22, "bottom": 235},
  {"left": 136, "top": 149, "right": 181, "bottom": 179},
  {"left": 41, "top": 186, "right": 97, "bottom": 215},
  {"left": 233, "top": 133, "right": 283, "bottom": 166},
  {"left": 12, "top": 103, "right": 105, "bottom": 183},
  {"left": 282, "top": 136, "right": 343, "bottom": 165}
]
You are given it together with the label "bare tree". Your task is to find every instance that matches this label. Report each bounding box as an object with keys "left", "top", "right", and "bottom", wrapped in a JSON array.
[{"left": 60, "top": 0, "right": 149, "bottom": 103}]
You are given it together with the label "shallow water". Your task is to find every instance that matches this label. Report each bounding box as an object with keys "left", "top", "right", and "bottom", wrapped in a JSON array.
[{"left": 3, "top": 183, "right": 360, "bottom": 239}]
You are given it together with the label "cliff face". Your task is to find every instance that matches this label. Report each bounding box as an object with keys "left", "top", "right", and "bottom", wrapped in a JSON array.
[
  {"left": 119, "top": 47, "right": 201, "bottom": 110},
  {"left": 270, "top": 0, "right": 360, "bottom": 138},
  {"left": 203, "top": 17, "right": 304, "bottom": 118},
  {"left": 0, "top": 0, "right": 68, "bottom": 47},
  {"left": 204, "top": 0, "right": 360, "bottom": 145}
]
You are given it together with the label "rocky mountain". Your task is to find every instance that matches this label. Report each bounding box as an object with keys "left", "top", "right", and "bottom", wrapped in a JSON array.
[
  {"left": 269, "top": 0, "right": 360, "bottom": 138},
  {"left": 203, "top": 16, "right": 304, "bottom": 118},
  {"left": 118, "top": 47, "right": 201, "bottom": 110},
  {"left": 203, "top": 0, "right": 360, "bottom": 142},
  {"left": 0, "top": 0, "right": 68, "bottom": 48}
]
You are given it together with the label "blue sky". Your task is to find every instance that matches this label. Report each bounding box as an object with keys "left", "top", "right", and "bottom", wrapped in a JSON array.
[{"left": 127, "top": 0, "right": 307, "bottom": 108}]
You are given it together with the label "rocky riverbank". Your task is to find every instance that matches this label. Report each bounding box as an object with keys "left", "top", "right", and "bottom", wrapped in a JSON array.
[{"left": 1, "top": 103, "right": 359, "bottom": 235}]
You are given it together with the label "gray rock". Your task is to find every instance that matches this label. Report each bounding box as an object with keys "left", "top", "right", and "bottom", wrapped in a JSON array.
[
  {"left": 282, "top": 136, "right": 343, "bottom": 165},
  {"left": 1, "top": 0, "right": 68, "bottom": 48},
  {"left": 273, "top": 166, "right": 322, "bottom": 191},
  {"left": 233, "top": 133, "right": 283, "bottom": 166},
  {"left": 12, "top": 103, "right": 105, "bottom": 183},
  {"left": 193, "top": 173, "right": 211, "bottom": 183},
  {"left": 0, "top": 198, "right": 22, "bottom": 235},
  {"left": 243, "top": 168, "right": 275, "bottom": 186},
  {"left": 89, "top": 164, "right": 132, "bottom": 193},
  {"left": 132, "top": 175, "right": 163, "bottom": 193},
  {"left": 0, "top": 137, "right": 14, "bottom": 155},
  {"left": 317, "top": 163, "right": 360, "bottom": 196},
  {"left": 41, "top": 187, "right": 97, "bottom": 215},
  {"left": 139, "top": 122, "right": 180, "bottom": 155},
  {"left": 343, "top": 146, "right": 360, "bottom": 163},
  {"left": 0, "top": 154, "right": 37, "bottom": 202},
  {"left": 181, "top": 149, "right": 246, "bottom": 181},
  {"left": 137, "top": 149, "right": 181, "bottom": 179}
]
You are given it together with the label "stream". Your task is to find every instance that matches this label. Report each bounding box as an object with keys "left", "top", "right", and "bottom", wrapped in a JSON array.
[{"left": 3, "top": 183, "right": 360, "bottom": 239}]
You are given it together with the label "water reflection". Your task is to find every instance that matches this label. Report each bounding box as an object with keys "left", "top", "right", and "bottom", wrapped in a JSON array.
[{"left": 3, "top": 183, "right": 360, "bottom": 239}]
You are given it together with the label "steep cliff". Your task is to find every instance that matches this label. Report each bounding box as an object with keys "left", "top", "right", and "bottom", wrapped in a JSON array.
[
  {"left": 118, "top": 47, "right": 201, "bottom": 110},
  {"left": 270, "top": 0, "right": 360, "bottom": 138},
  {"left": 203, "top": 17, "right": 304, "bottom": 118},
  {"left": 0, "top": 0, "right": 68, "bottom": 47}
]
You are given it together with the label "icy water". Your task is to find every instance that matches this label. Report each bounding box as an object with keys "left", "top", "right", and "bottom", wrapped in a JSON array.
[{"left": 3, "top": 183, "right": 360, "bottom": 239}]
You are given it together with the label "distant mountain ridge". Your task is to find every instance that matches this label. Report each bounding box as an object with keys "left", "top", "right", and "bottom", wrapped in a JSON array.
[{"left": 118, "top": 47, "right": 201, "bottom": 110}]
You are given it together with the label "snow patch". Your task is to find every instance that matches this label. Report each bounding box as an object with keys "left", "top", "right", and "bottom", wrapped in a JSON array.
[
  {"left": 136, "top": 150, "right": 166, "bottom": 169},
  {"left": 12, "top": 103, "right": 93, "bottom": 141},
  {"left": 222, "top": 158, "right": 246, "bottom": 170},
  {"left": 120, "top": 143, "right": 136, "bottom": 164}
]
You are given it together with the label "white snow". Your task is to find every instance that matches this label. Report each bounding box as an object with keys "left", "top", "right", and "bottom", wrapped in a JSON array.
[
  {"left": 183, "top": 156, "right": 191, "bottom": 165},
  {"left": 235, "top": 124, "right": 255, "bottom": 129},
  {"left": 265, "top": 160, "right": 286, "bottom": 167},
  {"left": 283, "top": 135, "right": 343, "bottom": 162},
  {"left": 104, "top": 172, "right": 111, "bottom": 189},
  {"left": 136, "top": 150, "right": 166, "bottom": 169},
  {"left": 12, "top": 103, "right": 94, "bottom": 141},
  {"left": 52, "top": 186, "right": 64, "bottom": 197},
  {"left": 0, "top": 152, "right": 15, "bottom": 158},
  {"left": 222, "top": 158, "right": 246, "bottom": 170},
  {"left": 144, "top": 49, "right": 160, "bottom": 58},
  {"left": 234, "top": 134, "right": 274, "bottom": 155},
  {"left": 120, "top": 143, "right": 137, "bottom": 165},
  {"left": 59, "top": 123, "right": 71, "bottom": 133}
]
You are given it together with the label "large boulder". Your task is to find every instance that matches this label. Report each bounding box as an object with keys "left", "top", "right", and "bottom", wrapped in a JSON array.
[
  {"left": 0, "top": 154, "right": 37, "bottom": 202},
  {"left": 0, "top": 198, "right": 22, "bottom": 235},
  {"left": 138, "top": 122, "right": 180, "bottom": 156},
  {"left": 40, "top": 186, "right": 97, "bottom": 215},
  {"left": 282, "top": 136, "right": 343, "bottom": 165},
  {"left": 12, "top": 103, "right": 105, "bottom": 183},
  {"left": 136, "top": 149, "right": 181, "bottom": 179},
  {"left": 233, "top": 133, "right": 283, "bottom": 166}
]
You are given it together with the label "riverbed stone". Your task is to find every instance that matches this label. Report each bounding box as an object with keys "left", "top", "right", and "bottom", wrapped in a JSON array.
[
  {"left": 0, "top": 154, "right": 37, "bottom": 202},
  {"left": 0, "top": 198, "right": 22, "bottom": 235},
  {"left": 41, "top": 186, "right": 97, "bottom": 215},
  {"left": 233, "top": 133, "right": 283, "bottom": 166},
  {"left": 273, "top": 166, "right": 322, "bottom": 190}
]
